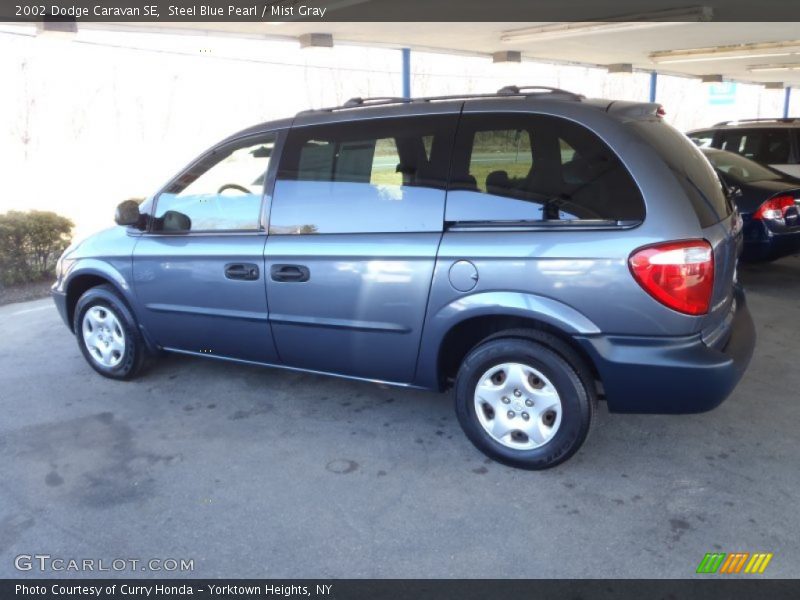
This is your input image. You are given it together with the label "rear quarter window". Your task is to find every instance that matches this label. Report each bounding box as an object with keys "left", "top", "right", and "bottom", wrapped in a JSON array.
[
  {"left": 630, "top": 121, "right": 732, "bottom": 228},
  {"left": 447, "top": 113, "right": 645, "bottom": 225},
  {"left": 719, "top": 129, "right": 793, "bottom": 164}
]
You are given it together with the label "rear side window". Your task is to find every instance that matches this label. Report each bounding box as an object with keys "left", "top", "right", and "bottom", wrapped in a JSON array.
[
  {"left": 468, "top": 129, "right": 534, "bottom": 192},
  {"left": 272, "top": 115, "right": 457, "bottom": 234},
  {"left": 630, "top": 121, "right": 732, "bottom": 228},
  {"left": 719, "top": 129, "right": 793, "bottom": 164},
  {"left": 447, "top": 113, "right": 645, "bottom": 224}
]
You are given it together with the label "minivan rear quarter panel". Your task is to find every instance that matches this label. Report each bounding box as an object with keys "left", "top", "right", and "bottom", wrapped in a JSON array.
[
  {"left": 432, "top": 101, "right": 711, "bottom": 331},
  {"left": 415, "top": 103, "right": 741, "bottom": 404}
]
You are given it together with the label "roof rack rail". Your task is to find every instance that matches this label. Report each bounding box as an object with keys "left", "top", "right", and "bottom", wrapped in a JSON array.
[
  {"left": 298, "top": 85, "right": 584, "bottom": 115},
  {"left": 497, "top": 85, "right": 584, "bottom": 100},
  {"left": 342, "top": 96, "right": 410, "bottom": 108},
  {"left": 713, "top": 117, "right": 798, "bottom": 126}
]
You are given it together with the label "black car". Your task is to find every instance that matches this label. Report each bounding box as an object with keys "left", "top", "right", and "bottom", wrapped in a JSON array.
[
  {"left": 688, "top": 120, "right": 800, "bottom": 179},
  {"left": 701, "top": 147, "right": 800, "bottom": 261}
]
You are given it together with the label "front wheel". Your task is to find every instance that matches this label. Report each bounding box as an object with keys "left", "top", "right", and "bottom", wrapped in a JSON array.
[
  {"left": 73, "top": 284, "right": 148, "bottom": 380},
  {"left": 454, "top": 336, "right": 594, "bottom": 470}
]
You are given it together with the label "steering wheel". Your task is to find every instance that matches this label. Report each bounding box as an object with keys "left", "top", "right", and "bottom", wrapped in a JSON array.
[{"left": 217, "top": 183, "right": 250, "bottom": 194}]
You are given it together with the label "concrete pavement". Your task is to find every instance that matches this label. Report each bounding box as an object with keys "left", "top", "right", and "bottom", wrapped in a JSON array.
[{"left": 1, "top": 256, "right": 798, "bottom": 578}]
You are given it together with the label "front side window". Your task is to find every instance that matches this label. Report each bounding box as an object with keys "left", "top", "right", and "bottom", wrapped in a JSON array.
[
  {"left": 271, "top": 115, "right": 457, "bottom": 234},
  {"left": 153, "top": 134, "right": 277, "bottom": 232},
  {"left": 447, "top": 113, "right": 645, "bottom": 224}
]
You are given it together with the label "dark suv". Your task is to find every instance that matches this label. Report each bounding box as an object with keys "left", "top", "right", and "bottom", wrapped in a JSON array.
[
  {"left": 52, "top": 86, "right": 756, "bottom": 469},
  {"left": 688, "top": 118, "right": 800, "bottom": 178}
]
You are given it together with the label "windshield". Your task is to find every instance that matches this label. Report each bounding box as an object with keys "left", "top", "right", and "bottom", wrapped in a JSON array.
[{"left": 702, "top": 149, "right": 782, "bottom": 183}]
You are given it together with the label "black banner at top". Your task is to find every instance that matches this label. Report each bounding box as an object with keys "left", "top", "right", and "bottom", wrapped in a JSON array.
[{"left": 3, "top": 0, "right": 800, "bottom": 23}]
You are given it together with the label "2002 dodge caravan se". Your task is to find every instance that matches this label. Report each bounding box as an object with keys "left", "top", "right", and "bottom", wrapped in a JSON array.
[{"left": 52, "top": 86, "right": 756, "bottom": 469}]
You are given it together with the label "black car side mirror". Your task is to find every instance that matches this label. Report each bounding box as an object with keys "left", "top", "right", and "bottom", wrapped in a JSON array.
[{"left": 115, "top": 199, "right": 142, "bottom": 227}]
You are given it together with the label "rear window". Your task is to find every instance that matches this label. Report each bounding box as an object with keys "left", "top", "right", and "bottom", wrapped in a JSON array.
[
  {"left": 703, "top": 149, "right": 782, "bottom": 183},
  {"left": 630, "top": 121, "right": 732, "bottom": 228}
]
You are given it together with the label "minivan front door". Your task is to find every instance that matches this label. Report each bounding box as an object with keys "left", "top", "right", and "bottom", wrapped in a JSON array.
[
  {"left": 133, "top": 132, "right": 281, "bottom": 364},
  {"left": 264, "top": 112, "right": 458, "bottom": 383}
]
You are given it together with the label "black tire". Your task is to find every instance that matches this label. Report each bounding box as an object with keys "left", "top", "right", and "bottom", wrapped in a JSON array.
[
  {"left": 73, "top": 284, "right": 148, "bottom": 380},
  {"left": 454, "top": 336, "right": 595, "bottom": 470}
]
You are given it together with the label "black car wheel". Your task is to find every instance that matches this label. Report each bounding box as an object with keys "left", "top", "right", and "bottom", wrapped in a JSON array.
[
  {"left": 73, "top": 284, "right": 148, "bottom": 380},
  {"left": 455, "top": 333, "right": 595, "bottom": 470}
]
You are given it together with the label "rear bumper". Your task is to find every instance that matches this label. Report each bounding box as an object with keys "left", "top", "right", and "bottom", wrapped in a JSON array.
[
  {"left": 576, "top": 287, "right": 756, "bottom": 414},
  {"left": 742, "top": 221, "right": 800, "bottom": 261}
]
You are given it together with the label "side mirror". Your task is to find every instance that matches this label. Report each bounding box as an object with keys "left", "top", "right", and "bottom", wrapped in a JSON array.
[
  {"left": 115, "top": 199, "right": 141, "bottom": 227},
  {"left": 161, "top": 210, "right": 192, "bottom": 232}
]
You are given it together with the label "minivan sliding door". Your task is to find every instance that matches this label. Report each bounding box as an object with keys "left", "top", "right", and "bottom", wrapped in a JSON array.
[{"left": 264, "top": 112, "right": 458, "bottom": 383}]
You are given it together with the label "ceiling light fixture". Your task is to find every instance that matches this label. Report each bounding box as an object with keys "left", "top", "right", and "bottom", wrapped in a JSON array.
[
  {"left": 500, "top": 6, "right": 713, "bottom": 43},
  {"left": 650, "top": 41, "right": 800, "bottom": 64},
  {"left": 748, "top": 63, "right": 800, "bottom": 73}
]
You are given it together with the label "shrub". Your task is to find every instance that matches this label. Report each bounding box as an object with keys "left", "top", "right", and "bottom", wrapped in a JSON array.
[{"left": 0, "top": 210, "right": 74, "bottom": 286}]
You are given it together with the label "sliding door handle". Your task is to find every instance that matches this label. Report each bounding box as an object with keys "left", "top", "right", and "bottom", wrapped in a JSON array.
[{"left": 270, "top": 264, "right": 310, "bottom": 282}]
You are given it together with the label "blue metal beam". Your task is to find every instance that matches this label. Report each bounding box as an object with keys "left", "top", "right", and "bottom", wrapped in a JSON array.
[
  {"left": 401, "top": 48, "right": 411, "bottom": 99},
  {"left": 649, "top": 71, "right": 658, "bottom": 103},
  {"left": 784, "top": 87, "right": 792, "bottom": 118}
]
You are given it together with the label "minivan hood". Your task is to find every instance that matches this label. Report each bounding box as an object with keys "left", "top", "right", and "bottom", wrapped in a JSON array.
[{"left": 70, "top": 225, "right": 135, "bottom": 259}]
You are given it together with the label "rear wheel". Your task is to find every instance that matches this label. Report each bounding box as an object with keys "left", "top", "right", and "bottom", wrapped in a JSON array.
[
  {"left": 73, "top": 284, "right": 148, "bottom": 380},
  {"left": 454, "top": 336, "right": 594, "bottom": 469}
]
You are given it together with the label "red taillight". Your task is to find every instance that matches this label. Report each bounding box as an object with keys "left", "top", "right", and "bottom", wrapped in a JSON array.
[
  {"left": 753, "top": 195, "right": 796, "bottom": 220},
  {"left": 629, "top": 240, "right": 714, "bottom": 316}
]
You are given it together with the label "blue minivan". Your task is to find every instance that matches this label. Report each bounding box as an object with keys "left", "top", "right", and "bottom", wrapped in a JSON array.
[{"left": 53, "top": 87, "right": 756, "bottom": 469}]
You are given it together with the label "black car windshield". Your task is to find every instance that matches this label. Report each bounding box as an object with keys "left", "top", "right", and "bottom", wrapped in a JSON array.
[{"left": 702, "top": 149, "right": 782, "bottom": 183}]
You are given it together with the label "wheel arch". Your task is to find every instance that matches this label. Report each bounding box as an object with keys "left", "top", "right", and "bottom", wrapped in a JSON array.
[
  {"left": 64, "top": 263, "right": 137, "bottom": 332},
  {"left": 416, "top": 291, "right": 602, "bottom": 391},
  {"left": 437, "top": 315, "right": 601, "bottom": 390}
]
